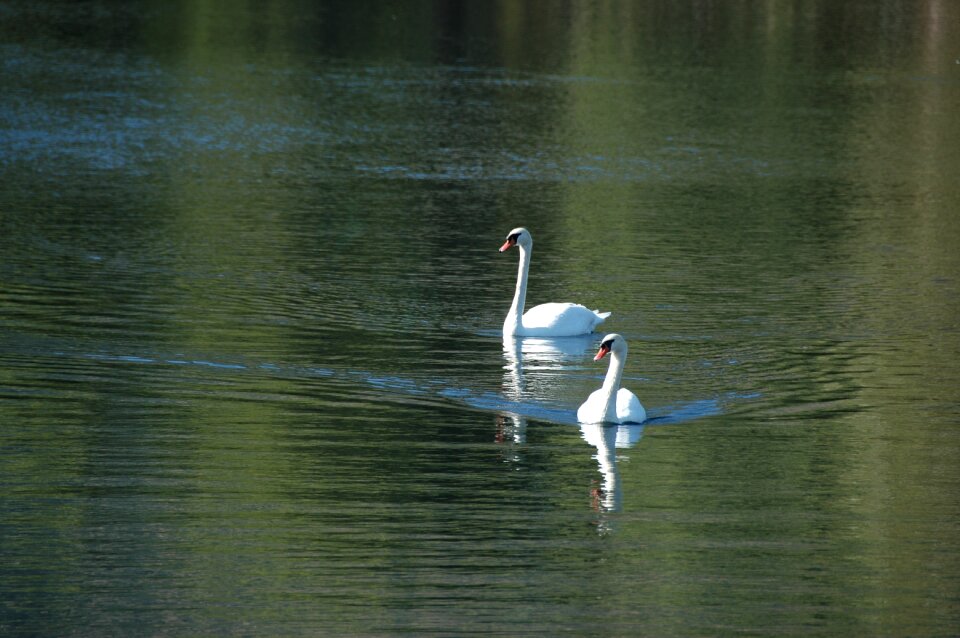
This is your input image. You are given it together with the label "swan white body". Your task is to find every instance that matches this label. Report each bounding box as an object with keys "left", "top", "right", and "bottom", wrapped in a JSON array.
[
  {"left": 500, "top": 227, "right": 610, "bottom": 337},
  {"left": 577, "top": 334, "right": 647, "bottom": 424}
]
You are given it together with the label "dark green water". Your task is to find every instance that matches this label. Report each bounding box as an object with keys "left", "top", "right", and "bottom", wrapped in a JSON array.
[{"left": 2, "top": 2, "right": 959, "bottom": 635}]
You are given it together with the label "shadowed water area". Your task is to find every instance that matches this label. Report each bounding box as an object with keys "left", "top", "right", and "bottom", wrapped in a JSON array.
[{"left": 2, "top": 1, "right": 959, "bottom": 635}]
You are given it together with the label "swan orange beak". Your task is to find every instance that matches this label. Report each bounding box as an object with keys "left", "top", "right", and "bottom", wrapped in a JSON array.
[
  {"left": 594, "top": 344, "right": 611, "bottom": 361},
  {"left": 499, "top": 239, "right": 515, "bottom": 252}
]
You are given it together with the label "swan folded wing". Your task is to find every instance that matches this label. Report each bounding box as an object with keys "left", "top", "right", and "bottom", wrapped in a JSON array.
[
  {"left": 616, "top": 388, "right": 647, "bottom": 424},
  {"left": 576, "top": 388, "right": 606, "bottom": 423},
  {"left": 522, "top": 302, "right": 610, "bottom": 336}
]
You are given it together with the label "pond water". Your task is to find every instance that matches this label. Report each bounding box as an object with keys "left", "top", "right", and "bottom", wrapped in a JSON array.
[{"left": 2, "top": 1, "right": 959, "bottom": 635}]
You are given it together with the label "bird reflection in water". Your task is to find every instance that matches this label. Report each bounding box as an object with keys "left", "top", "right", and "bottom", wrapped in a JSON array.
[
  {"left": 496, "top": 334, "right": 594, "bottom": 459},
  {"left": 580, "top": 421, "right": 644, "bottom": 516},
  {"left": 496, "top": 336, "right": 528, "bottom": 458},
  {"left": 501, "top": 333, "right": 594, "bottom": 402}
]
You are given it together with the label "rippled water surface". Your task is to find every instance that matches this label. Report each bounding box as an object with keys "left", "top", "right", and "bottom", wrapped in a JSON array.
[{"left": 2, "top": 2, "right": 960, "bottom": 636}]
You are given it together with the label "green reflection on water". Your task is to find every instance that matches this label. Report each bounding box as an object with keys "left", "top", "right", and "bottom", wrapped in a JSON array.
[{"left": 1, "top": 1, "right": 959, "bottom": 636}]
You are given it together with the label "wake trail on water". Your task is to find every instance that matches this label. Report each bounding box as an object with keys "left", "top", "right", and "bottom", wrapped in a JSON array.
[{"left": 6, "top": 338, "right": 753, "bottom": 427}]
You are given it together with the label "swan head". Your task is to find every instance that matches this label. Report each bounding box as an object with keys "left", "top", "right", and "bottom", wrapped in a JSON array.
[
  {"left": 499, "top": 227, "right": 532, "bottom": 252},
  {"left": 594, "top": 334, "right": 627, "bottom": 361}
]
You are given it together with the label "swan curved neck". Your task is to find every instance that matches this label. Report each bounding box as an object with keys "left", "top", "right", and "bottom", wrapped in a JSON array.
[
  {"left": 599, "top": 351, "right": 626, "bottom": 421},
  {"left": 504, "top": 244, "right": 531, "bottom": 335}
]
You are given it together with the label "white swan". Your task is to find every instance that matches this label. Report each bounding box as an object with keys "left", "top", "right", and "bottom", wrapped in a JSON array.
[
  {"left": 499, "top": 227, "right": 610, "bottom": 337},
  {"left": 577, "top": 334, "right": 647, "bottom": 424}
]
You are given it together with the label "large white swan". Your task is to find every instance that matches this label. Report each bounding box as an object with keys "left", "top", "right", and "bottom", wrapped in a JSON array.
[
  {"left": 577, "top": 334, "right": 647, "bottom": 424},
  {"left": 499, "top": 227, "right": 610, "bottom": 337}
]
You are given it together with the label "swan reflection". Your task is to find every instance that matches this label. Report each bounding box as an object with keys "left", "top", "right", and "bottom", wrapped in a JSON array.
[
  {"left": 502, "top": 334, "right": 596, "bottom": 368},
  {"left": 498, "top": 335, "right": 594, "bottom": 452},
  {"left": 579, "top": 422, "right": 645, "bottom": 514},
  {"left": 495, "top": 412, "right": 526, "bottom": 445},
  {"left": 502, "top": 334, "right": 595, "bottom": 402}
]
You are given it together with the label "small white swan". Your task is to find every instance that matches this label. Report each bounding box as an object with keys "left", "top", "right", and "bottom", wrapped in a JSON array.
[
  {"left": 499, "top": 227, "right": 610, "bottom": 337},
  {"left": 577, "top": 334, "right": 647, "bottom": 424}
]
